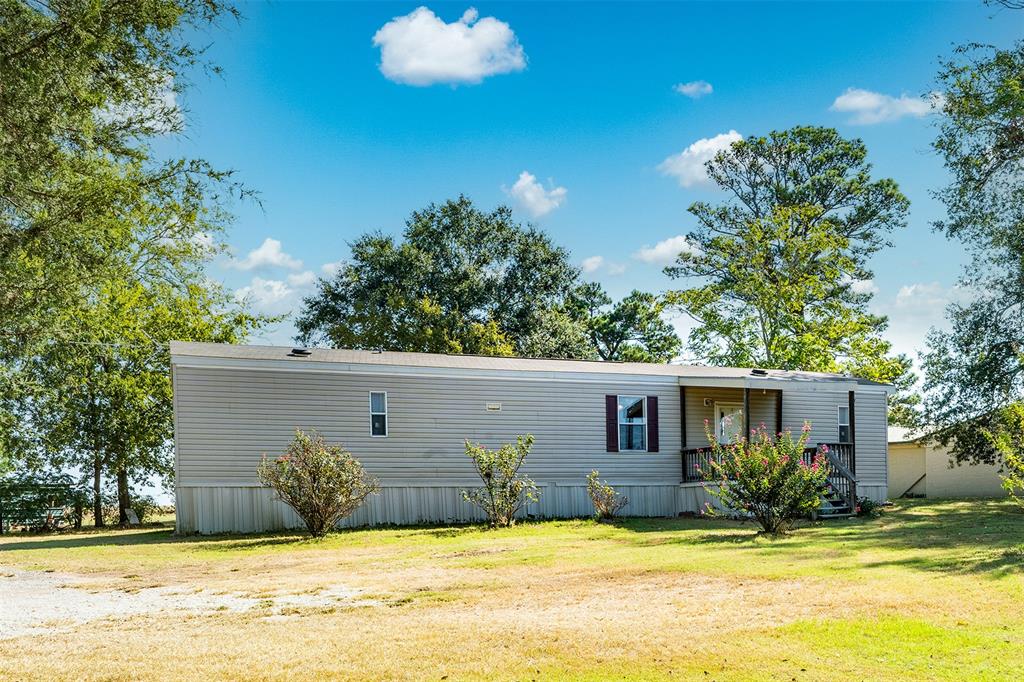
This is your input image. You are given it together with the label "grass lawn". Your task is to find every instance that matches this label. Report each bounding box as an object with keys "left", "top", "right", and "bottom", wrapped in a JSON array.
[{"left": 1, "top": 499, "right": 1022, "bottom": 681}]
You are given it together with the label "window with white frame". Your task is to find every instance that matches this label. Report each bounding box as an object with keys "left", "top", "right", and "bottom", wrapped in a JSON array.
[
  {"left": 837, "top": 405, "right": 851, "bottom": 443},
  {"left": 617, "top": 395, "right": 647, "bottom": 451},
  {"left": 370, "top": 392, "right": 388, "bottom": 437}
]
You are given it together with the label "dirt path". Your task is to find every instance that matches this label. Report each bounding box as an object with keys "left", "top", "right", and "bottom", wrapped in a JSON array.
[{"left": 0, "top": 567, "right": 366, "bottom": 639}]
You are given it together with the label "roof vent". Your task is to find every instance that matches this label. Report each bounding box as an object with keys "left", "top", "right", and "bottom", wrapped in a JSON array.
[
  {"left": 288, "top": 348, "right": 312, "bottom": 358},
  {"left": 751, "top": 368, "right": 768, "bottom": 377}
]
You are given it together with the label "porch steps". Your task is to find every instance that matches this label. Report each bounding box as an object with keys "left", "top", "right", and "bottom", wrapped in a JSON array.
[{"left": 818, "top": 485, "right": 854, "bottom": 519}]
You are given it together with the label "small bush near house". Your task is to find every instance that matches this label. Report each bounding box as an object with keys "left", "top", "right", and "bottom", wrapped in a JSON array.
[
  {"left": 701, "top": 421, "right": 830, "bottom": 536},
  {"left": 586, "top": 470, "right": 628, "bottom": 521},
  {"left": 856, "top": 496, "right": 883, "bottom": 517},
  {"left": 462, "top": 434, "right": 539, "bottom": 528},
  {"left": 257, "top": 429, "right": 380, "bottom": 538}
]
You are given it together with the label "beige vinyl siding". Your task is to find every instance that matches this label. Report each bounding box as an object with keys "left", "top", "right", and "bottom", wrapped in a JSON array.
[
  {"left": 684, "top": 387, "right": 777, "bottom": 448},
  {"left": 854, "top": 391, "right": 888, "bottom": 486},
  {"left": 174, "top": 366, "right": 682, "bottom": 488}
]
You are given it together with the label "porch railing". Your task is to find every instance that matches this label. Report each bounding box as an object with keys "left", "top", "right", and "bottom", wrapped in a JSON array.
[{"left": 681, "top": 443, "right": 857, "bottom": 511}]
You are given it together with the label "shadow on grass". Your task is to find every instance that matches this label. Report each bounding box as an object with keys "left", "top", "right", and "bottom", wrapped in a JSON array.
[
  {"left": 3, "top": 499, "right": 1020, "bottom": 577},
  {"left": 617, "top": 499, "right": 1024, "bottom": 576}
]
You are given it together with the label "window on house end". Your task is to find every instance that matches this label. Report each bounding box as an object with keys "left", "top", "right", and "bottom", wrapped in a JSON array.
[
  {"left": 838, "top": 405, "right": 851, "bottom": 443},
  {"left": 617, "top": 395, "right": 646, "bottom": 451},
  {"left": 370, "top": 392, "right": 388, "bottom": 437}
]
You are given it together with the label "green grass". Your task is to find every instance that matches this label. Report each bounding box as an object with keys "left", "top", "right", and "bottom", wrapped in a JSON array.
[{"left": 1, "top": 499, "right": 1022, "bottom": 680}]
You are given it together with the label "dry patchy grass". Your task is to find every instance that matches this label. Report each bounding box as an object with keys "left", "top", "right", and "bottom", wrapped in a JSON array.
[{"left": 0, "top": 499, "right": 1022, "bottom": 680}]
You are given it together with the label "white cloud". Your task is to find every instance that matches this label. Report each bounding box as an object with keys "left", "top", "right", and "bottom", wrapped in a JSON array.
[
  {"left": 372, "top": 6, "right": 526, "bottom": 86},
  {"left": 234, "top": 278, "right": 298, "bottom": 316},
  {"left": 658, "top": 130, "right": 742, "bottom": 188},
  {"left": 235, "top": 270, "right": 321, "bottom": 318},
  {"left": 321, "top": 261, "right": 343, "bottom": 277},
  {"left": 228, "top": 238, "right": 303, "bottom": 271},
  {"left": 870, "top": 281, "right": 974, "bottom": 364},
  {"left": 633, "top": 235, "right": 700, "bottom": 265},
  {"left": 673, "top": 80, "right": 713, "bottom": 98},
  {"left": 506, "top": 171, "right": 567, "bottom": 218},
  {"left": 579, "top": 255, "right": 625, "bottom": 276},
  {"left": 287, "top": 270, "right": 317, "bottom": 287},
  {"left": 830, "top": 88, "right": 942, "bottom": 125},
  {"left": 849, "top": 278, "right": 879, "bottom": 295}
]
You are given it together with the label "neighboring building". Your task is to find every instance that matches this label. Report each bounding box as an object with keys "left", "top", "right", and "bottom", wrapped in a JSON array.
[
  {"left": 171, "top": 342, "right": 892, "bottom": 533},
  {"left": 888, "top": 427, "right": 1005, "bottom": 499}
]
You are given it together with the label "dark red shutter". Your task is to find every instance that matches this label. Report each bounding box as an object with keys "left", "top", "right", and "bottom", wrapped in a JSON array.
[
  {"left": 605, "top": 395, "right": 619, "bottom": 452},
  {"left": 647, "top": 396, "right": 660, "bottom": 452}
]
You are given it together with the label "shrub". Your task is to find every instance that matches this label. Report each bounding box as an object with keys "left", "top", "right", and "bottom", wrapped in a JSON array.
[
  {"left": 586, "top": 470, "right": 628, "bottom": 521},
  {"left": 701, "top": 421, "right": 830, "bottom": 536},
  {"left": 257, "top": 429, "right": 380, "bottom": 538},
  {"left": 855, "top": 496, "right": 883, "bottom": 517},
  {"left": 462, "top": 434, "right": 539, "bottom": 528},
  {"left": 131, "top": 495, "right": 160, "bottom": 523},
  {"left": 1001, "top": 449, "right": 1024, "bottom": 510}
]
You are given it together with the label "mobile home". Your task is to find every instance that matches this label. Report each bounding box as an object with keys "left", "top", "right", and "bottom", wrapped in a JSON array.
[{"left": 171, "top": 342, "right": 891, "bottom": 533}]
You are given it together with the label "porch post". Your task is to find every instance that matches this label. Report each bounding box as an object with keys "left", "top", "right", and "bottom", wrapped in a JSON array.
[
  {"left": 743, "top": 387, "right": 751, "bottom": 441},
  {"left": 679, "top": 385, "right": 687, "bottom": 449},
  {"left": 848, "top": 390, "right": 856, "bottom": 474},
  {"left": 775, "top": 389, "right": 783, "bottom": 439}
]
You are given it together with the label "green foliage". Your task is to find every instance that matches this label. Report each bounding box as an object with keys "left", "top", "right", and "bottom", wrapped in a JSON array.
[
  {"left": 0, "top": 0, "right": 243, "bottom": 349},
  {"left": 257, "top": 430, "right": 380, "bottom": 538},
  {"left": 296, "top": 197, "right": 580, "bottom": 358},
  {"left": 855, "top": 496, "right": 883, "bottom": 518},
  {"left": 923, "top": 40, "right": 1024, "bottom": 465},
  {"left": 586, "top": 470, "right": 628, "bottom": 520},
  {"left": 701, "top": 421, "right": 830, "bottom": 535},
  {"left": 131, "top": 495, "right": 160, "bottom": 524},
  {"left": 966, "top": 404, "right": 1024, "bottom": 509},
  {"left": 570, "top": 283, "right": 681, "bottom": 362},
  {"left": 296, "top": 197, "right": 680, "bottom": 363},
  {"left": 665, "top": 127, "right": 917, "bottom": 422},
  {"left": 0, "top": 0, "right": 264, "bottom": 522},
  {"left": 462, "top": 434, "right": 539, "bottom": 528}
]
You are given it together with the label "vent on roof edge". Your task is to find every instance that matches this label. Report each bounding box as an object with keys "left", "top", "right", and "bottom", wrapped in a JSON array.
[
  {"left": 751, "top": 368, "right": 768, "bottom": 377},
  {"left": 288, "top": 348, "right": 312, "bottom": 358}
]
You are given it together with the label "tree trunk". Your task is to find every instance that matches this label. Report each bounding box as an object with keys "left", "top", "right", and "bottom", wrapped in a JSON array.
[
  {"left": 92, "top": 454, "right": 104, "bottom": 527},
  {"left": 117, "top": 468, "right": 130, "bottom": 526}
]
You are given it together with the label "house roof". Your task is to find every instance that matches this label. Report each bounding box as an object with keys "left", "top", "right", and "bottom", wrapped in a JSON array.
[
  {"left": 170, "top": 342, "right": 889, "bottom": 387},
  {"left": 888, "top": 426, "right": 928, "bottom": 444}
]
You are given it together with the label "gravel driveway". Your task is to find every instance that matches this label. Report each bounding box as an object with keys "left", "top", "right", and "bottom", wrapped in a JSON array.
[{"left": 0, "top": 567, "right": 364, "bottom": 639}]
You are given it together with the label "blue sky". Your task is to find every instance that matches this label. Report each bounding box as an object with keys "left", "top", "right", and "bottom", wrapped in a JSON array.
[{"left": 160, "top": 0, "right": 1023, "bottom": 363}]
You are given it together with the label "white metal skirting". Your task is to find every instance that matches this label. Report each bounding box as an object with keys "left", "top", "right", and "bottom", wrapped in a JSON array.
[
  {"left": 176, "top": 483, "right": 693, "bottom": 534},
  {"left": 175, "top": 482, "right": 888, "bottom": 534}
]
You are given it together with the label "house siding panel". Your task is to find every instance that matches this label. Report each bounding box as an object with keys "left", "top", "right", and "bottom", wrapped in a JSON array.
[{"left": 174, "top": 366, "right": 682, "bottom": 489}]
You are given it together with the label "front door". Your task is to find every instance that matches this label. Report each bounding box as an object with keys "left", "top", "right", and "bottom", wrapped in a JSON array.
[{"left": 715, "top": 402, "right": 744, "bottom": 444}]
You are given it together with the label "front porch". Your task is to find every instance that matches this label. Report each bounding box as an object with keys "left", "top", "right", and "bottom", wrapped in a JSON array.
[{"left": 676, "top": 382, "right": 861, "bottom": 516}]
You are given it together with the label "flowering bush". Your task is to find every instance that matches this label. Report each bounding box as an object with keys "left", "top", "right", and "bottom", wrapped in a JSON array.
[
  {"left": 701, "top": 420, "right": 830, "bottom": 535},
  {"left": 586, "top": 470, "right": 628, "bottom": 521},
  {"left": 462, "top": 434, "right": 539, "bottom": 528},
  {"left": 257, "top": 429, "right": 379, "bottom": 538}
]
